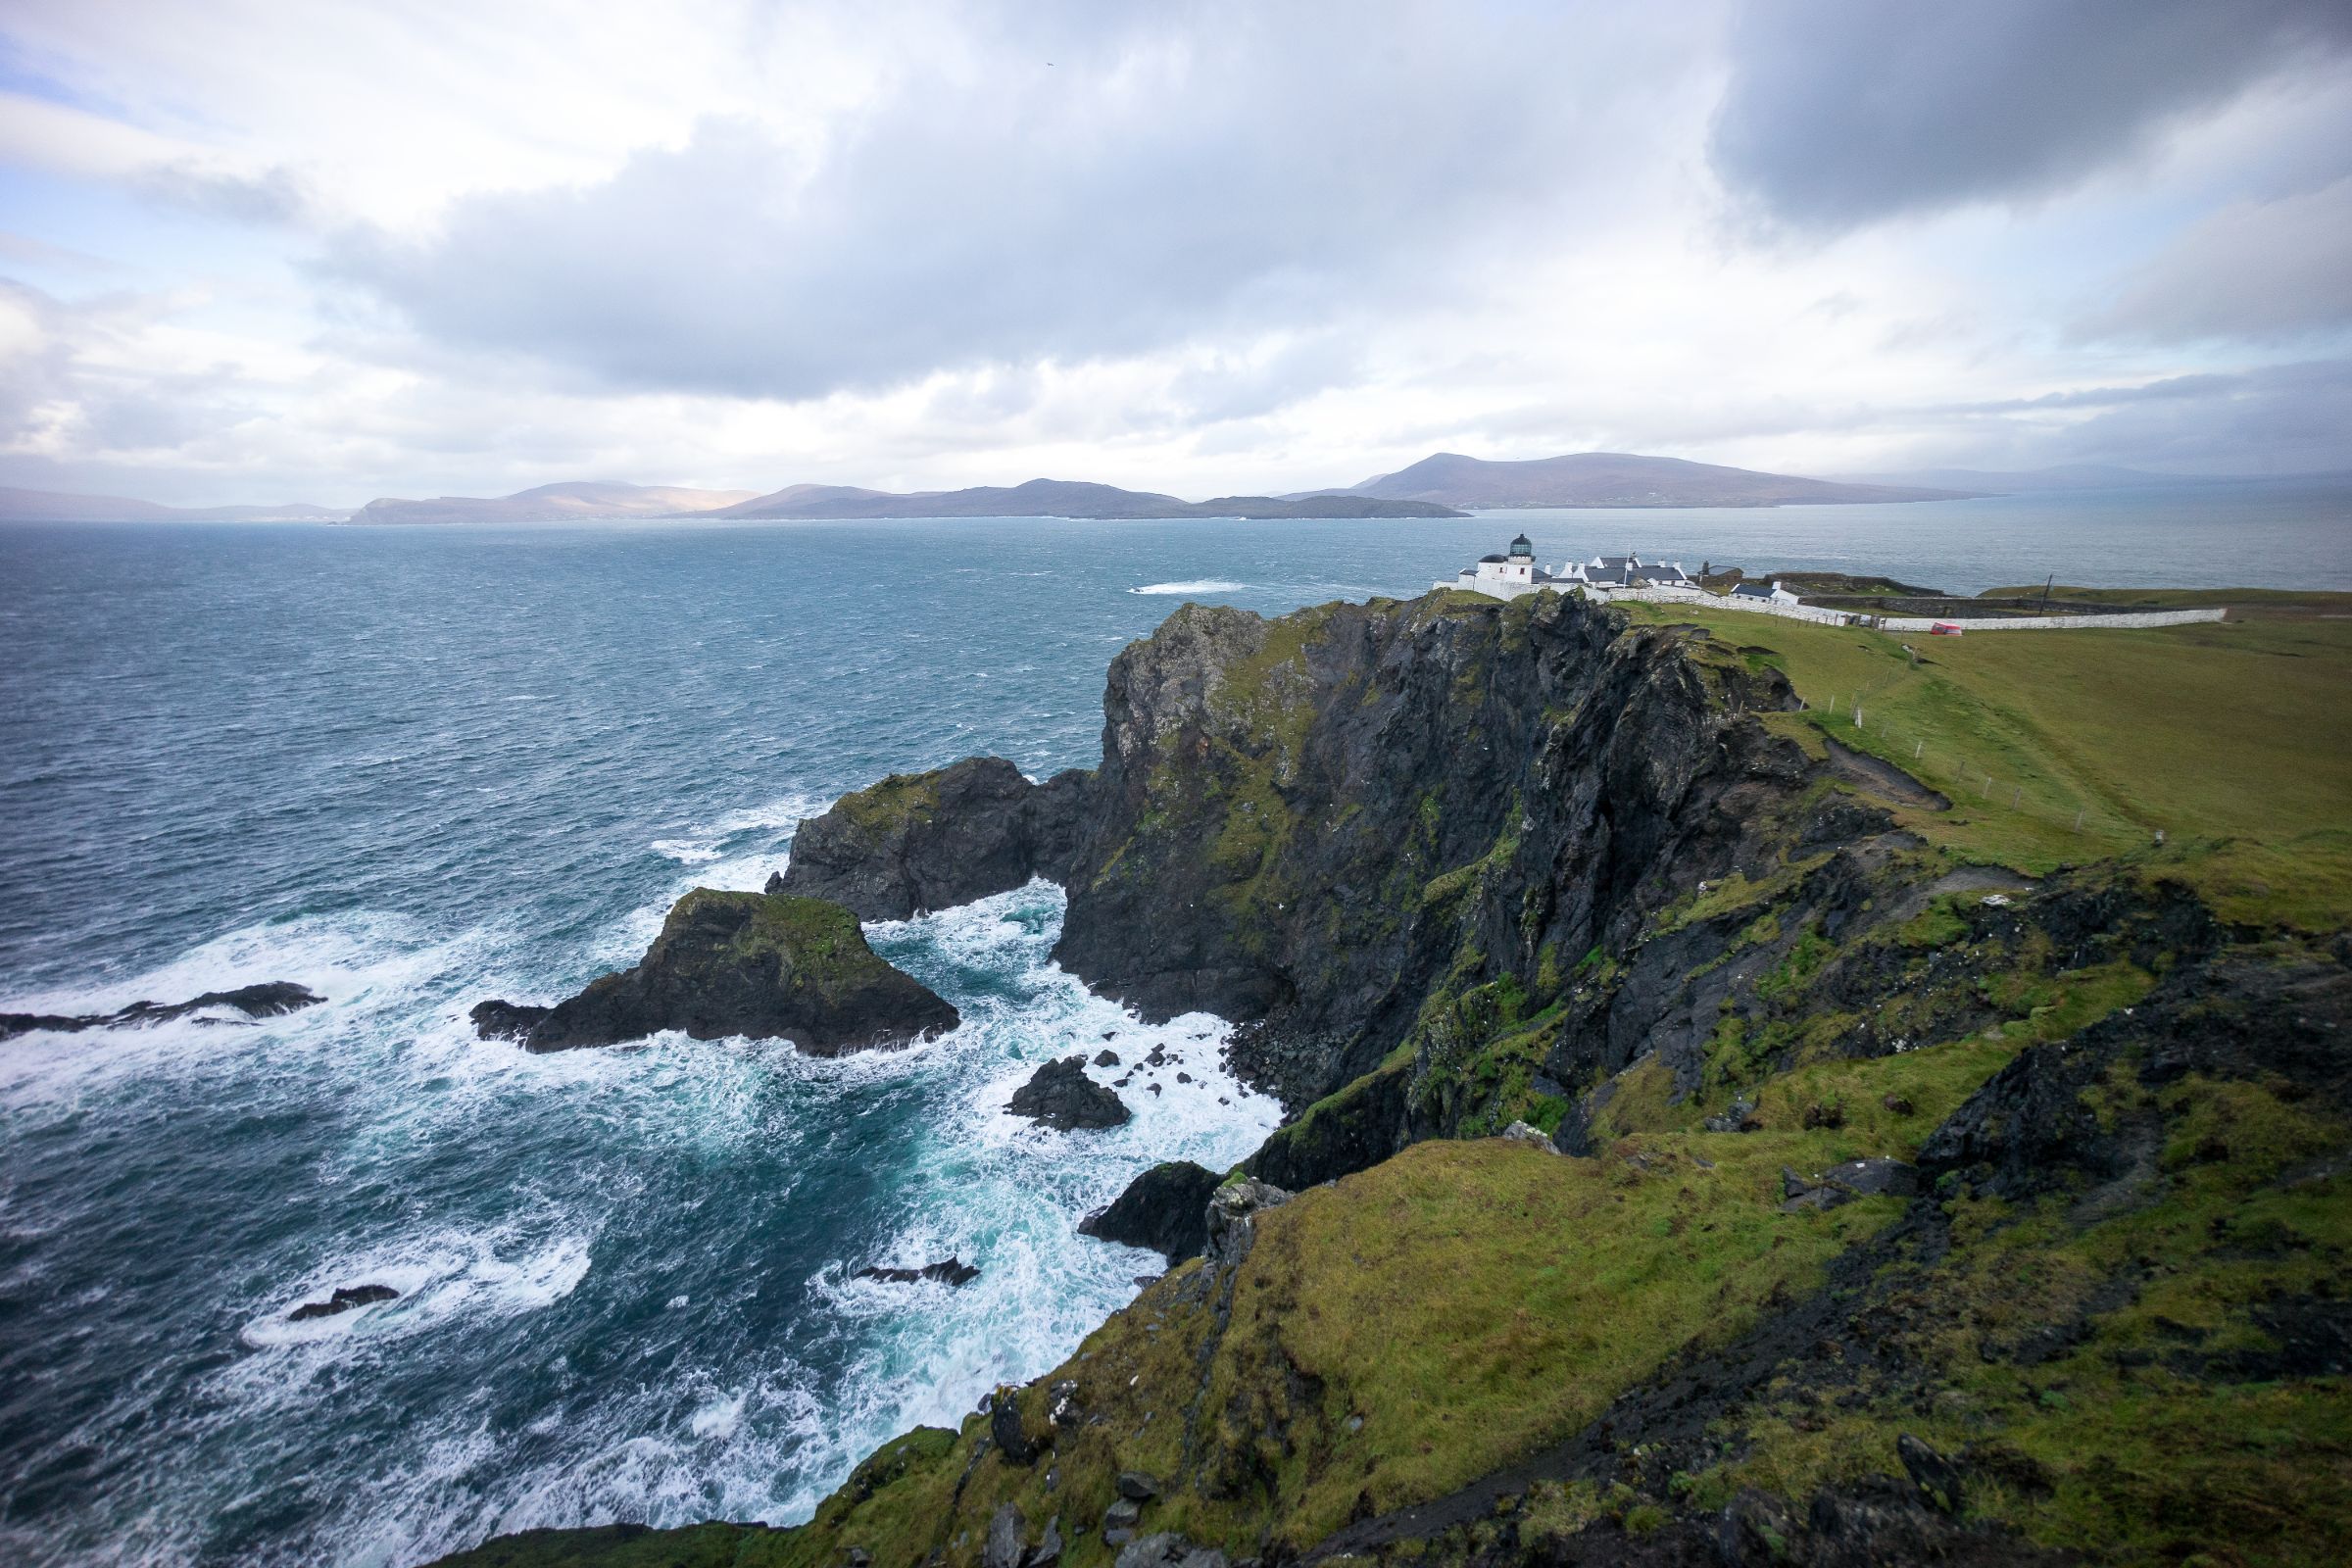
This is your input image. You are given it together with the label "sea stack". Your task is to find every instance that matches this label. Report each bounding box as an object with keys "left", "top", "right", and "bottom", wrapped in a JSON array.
[{"left": 507, "top": 890, "right": 958, "bottom": 1054}]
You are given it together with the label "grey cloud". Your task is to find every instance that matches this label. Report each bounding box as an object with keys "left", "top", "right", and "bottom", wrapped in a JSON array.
[
  {"left": 325, "top": 4, "right": 1684, "bottom": 400},
  {"left": 2082, "top": 178, "right": 2352, "bottom": 342},
  {"left": 133, "top": 162, "right": 315, "bottom": 225},
  {"left": 1940, "top": 372, "right": 2244, "bottom": 415},
  {"left": 1711, "top": 0, "right": 2352, "bottom": 230},
  {"left": 2037, "top": 358, "right": 2352, "bottom": 471}
]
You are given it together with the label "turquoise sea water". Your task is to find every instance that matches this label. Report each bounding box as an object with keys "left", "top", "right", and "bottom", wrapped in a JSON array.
[{"left": 1, "top": 486, "right": 2346, "bottom": 1565}]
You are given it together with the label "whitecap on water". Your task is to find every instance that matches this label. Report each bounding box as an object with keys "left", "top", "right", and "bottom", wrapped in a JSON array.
[{"left": 1130, "top": 578, "right": 1246, "bottom": 595}]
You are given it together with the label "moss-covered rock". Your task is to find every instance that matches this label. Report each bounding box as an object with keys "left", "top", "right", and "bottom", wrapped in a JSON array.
[
  {"left": 523, "top": 890, "right": 957, "bottom": 1054},
  {"left": 781, "top": 756, "right": 1093, "bottom": 920}
]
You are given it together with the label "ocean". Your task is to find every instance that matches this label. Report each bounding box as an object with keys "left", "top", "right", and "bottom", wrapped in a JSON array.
[{"left": 2, "top": 483, "right": 2346, "bottom": 1565}]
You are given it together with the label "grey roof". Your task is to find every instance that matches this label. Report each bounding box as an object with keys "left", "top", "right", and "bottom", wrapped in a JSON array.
[
  {"left": 1731, "top": 581, "right": 1776, "bottom": 599},
  {"left": 1479, "top": 554, "right": 1506, "bottom": 564}
]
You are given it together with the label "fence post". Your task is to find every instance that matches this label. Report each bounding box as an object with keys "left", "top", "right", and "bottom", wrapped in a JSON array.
[{"left": 2073, "top": 808, "right": 2084, "bottom": 832}]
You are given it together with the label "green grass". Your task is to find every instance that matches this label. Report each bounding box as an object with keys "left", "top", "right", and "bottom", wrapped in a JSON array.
[
  {"left": 833, "top": 770, "right": 944, "bottom": 836},
  {"left": 1623, "top": 603, "right": 2352, "bottom": 926}
]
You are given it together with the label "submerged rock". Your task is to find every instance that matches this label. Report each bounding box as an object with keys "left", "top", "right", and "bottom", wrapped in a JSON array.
[
  {"left": 780, "top": 756, "right": 1093, "bottom": 920},
  {"left": 289, "top": 1283, "right": 399, "bottom": 1321},
  {"left": 1078, "top": 1160, "right": 1223, "bottom": 1261},
  {"left": 3, "top": 981, "right": 324, "bottom": 1041},
  {"left": 856, "top": 1257, "right": 980, "bottom": 1287},
  {"left": 1008, "top": 1056, "right": 1130, "bottom": 1130},
  {"left": 519, "top": 890, "right": 958, "bottom": 1055}
]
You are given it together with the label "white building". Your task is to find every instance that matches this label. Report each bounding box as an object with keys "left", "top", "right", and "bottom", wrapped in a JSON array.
[
  {"left": 1434, "top": 533, "right": 1571, "bottom": 600},
  {"left": 1562, "top": 552, "right": 1694, "bottom": 590},
  {"left": 1730, "top": 579, "right": 1800, "bottom": 606}
]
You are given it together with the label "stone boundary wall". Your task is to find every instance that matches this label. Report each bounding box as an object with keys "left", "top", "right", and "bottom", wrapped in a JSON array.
[
  {"left": 1581, "top": 583, "right": 1860, "bottom": 626},
  {"left": 1435, "top": 582, "right": 2228, "bottom": 634},
  {"left": 1869, "top": 609, "right": 2227, "bottom": 632}
]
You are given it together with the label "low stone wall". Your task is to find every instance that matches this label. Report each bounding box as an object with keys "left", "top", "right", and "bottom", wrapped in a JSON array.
[
  {"left": 1582, "top": 584, "right": 1860, "bottom": 626},
  {"left": 1870, "top": 609, "right": 2228, "bottom": 632}
]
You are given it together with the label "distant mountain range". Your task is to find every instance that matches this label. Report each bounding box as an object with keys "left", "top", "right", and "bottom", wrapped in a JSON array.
[
  {"left": 710, "top": 477, "right": 1461, "bottom": 519},
  {"left": 1332, "top": 452, "right": 1976, "bottom": 508},
  {"left": 0, "top": 486, "right": 348, "bottom": 523},
  {"left": 346, "top": 481, "right": 760, "bottom": 524},
  {"left": 0, "top": 450, "right": 2015, "bottom": 527}
]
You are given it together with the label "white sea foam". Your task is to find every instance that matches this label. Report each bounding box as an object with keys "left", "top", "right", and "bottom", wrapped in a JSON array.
[
  {"left": 1130, "top": 578, "right": 1246, "bottom": 595},
  {"left": 5, "top": 835, "right": 1275, "bottom": 1568}
]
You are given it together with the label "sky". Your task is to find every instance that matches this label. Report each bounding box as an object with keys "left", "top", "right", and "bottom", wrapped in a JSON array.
[{"left": 0, "top": 0, "right": 2348, "bottom": 507}]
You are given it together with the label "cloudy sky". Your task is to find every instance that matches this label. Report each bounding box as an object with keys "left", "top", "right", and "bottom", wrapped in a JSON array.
[{"left": 2, "top": 0, "right": 2349, "bottom": 506}]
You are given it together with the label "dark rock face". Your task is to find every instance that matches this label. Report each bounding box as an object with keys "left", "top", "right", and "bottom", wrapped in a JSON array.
[
  {"left": 780, "top": 757, "right": 1094, "bottom": 921},
  {"left": 3, "top": 981, "right": 324, "bottom": 1040},
  {"left": 289, "top": 1284, "right": 398, "bottom": 1321},
  {"left": 1922, "top": 948, "right": 2352, "bottom": 1200},
  {"left": 468, "top": 1000, "right": 549, "bottom": 1042},
  {"left": 856, "top": 1257, "right": 979, "bottom": 1286},
  {"left": 1078, "top": 1160, "right": 1223, "bottom": 1260},
  {"left": 1008, "top": 1056, "right": 1129, "bottom": 1130},
  {"left": 1050, "top": 594, "right": 1809, "bottom": 1107},
  {"left": 768, "top": 594, "right": 1813, "bottom": 1111},
  {"left": 521, "top": 890, "right": 958, "bottom": 1054}
]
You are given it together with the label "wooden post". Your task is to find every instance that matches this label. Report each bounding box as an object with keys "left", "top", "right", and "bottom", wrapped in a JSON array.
[
  {"left": 2073, "top": 807, "right": 2084, "bottom": 831},
  {"left": 1914, "top": 740, "right": 1924, "bottom": 759}
]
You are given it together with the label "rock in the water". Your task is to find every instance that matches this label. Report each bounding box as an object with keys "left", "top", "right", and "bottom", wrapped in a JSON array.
[
  {"left": 522, "top": 890, "right": 958, "bottom": 1055},
  {"left": 4, "top": 981, "right": 324, "bottom": 1041},
  {"left": 779, "top": 757, "right": 1092, "bottom": 920},
  {"left": 1094, "top": 1049, "right": 1120, "bottom": 1067},
  {"left": 289, "top": 1283, "right": 399, "bottom": 1321},
  {"left": 1204, "top": 1178, "right": 1291, "bottom": 1271},
  {"left": 469, "top": 1000, "right": 550, "bottom": 1042},
  {"left": 1079, "top": 1160, "right": 1223, "bottom": 1261},
  {"left": 856, "top": 1256, "right": 980, "bottom": 1287},
  {"left": 1008, "top": 1056, "right": 1130, "bottom": 1130}
]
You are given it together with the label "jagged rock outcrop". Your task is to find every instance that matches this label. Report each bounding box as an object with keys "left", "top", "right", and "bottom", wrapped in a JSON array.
[
  {"left": 1007, "top": 1055, "right": 1130, "bottom": 1130},
  {"left": 515, "top": 890, "right": 958, "bottom": 1054},
  {"left": 1078, "top": 1160, "right": 1224, "bottom": 1260},
  {"left": 780, "top": 757, "right": 1093, "bottom": 920},
  {"left": 1054, "top": 595, "right": 1811, "bottom": 1106},
  {"left": 778, "top": 593, "right": 1815, "bottom": 1111},
  {"left": 468, "top": 1000, "right": 548, "bottom": 1041},
  {"left": 288, "top": 1283, "right": 398, "bottom": 1321},
  {"left": 857, "top": 1257, "right": 980, "bottom": 1286},
  {"left": 3, "top": 981, "right": 323, "bottom": 1040}
]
